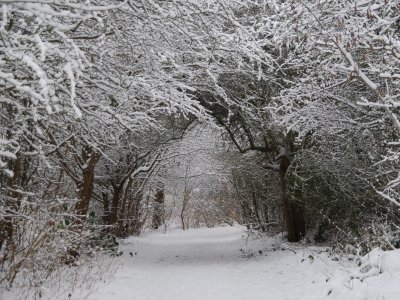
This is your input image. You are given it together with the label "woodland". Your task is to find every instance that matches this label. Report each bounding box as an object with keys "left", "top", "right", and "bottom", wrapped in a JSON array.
[{"left": 0, "top": 0, "right": 400, "bottom": 298}]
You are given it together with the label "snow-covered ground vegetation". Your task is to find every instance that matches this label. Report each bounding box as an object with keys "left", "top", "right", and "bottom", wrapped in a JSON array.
[
  {"left": 4, "top": 226, "right": 399, "bottom": 300},
  {"left": 1, "top": 0, "right": 400, "bottom": 299}
]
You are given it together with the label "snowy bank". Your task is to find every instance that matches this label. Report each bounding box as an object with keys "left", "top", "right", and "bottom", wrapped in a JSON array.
[{"left": 324, "top": 248, "right": 400, "bottom": 300}]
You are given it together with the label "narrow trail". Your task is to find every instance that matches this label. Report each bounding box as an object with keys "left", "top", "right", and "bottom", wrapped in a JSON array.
[{"left": 85, "top": 226, "right": 338, "bottom": 300}]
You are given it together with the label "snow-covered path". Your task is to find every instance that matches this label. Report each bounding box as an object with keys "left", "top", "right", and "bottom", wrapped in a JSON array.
[
  {"left": 85, "top": 226, "right": 339, "bottom": 300},
  {"left": 2, "top": 225, "right": 395, "bottom": 300}
]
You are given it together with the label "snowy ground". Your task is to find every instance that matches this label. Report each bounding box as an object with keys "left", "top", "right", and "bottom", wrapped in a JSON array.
[
  {"left": 4, "top": 226, "right": 400, "bottom": 300},
  {"left": 72, "top": 227, "right": 400, "bottom": 300},
  {"left": 84, "top": 226, "right": 338, "bottom": 300}
]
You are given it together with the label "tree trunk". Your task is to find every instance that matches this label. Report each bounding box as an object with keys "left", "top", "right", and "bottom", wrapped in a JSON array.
[
  {"left": 0, "top": 153, "right": 22, "bottom": 258},
  {"left": 152, "top": 189, "right": 165, "bottom": 229},
  {"left": 75, "top": 147, "right": 100, "bottom": 217},
  {"left": 252, "top": 190, "right": 265, "bottom": 231},
  {"left": 102, "top": 191, "right": 109, "bottom": 223},
  {"left": 280, "top": 156, "right": 306, "bottom": 242},
  {"left": 108, "top": 184, "right": 123, "bottom": 227},
  {"left": 181, "top": 189, "right": 190, "bottom": 230},
  {"left": 180, "top": 209, "right": 186, "bottom": 230}
]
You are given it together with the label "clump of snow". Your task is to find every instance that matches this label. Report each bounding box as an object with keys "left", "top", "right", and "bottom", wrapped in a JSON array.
[
  {"left": 324, "top": 248, "right": 400, "bottom": 300},
  {"left": 63, "top": 62, "right": 82, "bottom": 118}
]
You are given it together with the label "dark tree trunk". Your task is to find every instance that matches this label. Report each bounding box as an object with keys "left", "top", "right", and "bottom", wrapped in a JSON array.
[
  {"left": 102, "top": 191, "right": 110, "bottom": 223},
  {"left": 181, "top": 195, "right": 189, "bottom": 231},
  {"left": 108, "top": 184, "right": 123, "bottom": 227},
  {"left": 291, "top": 201, "right": 306, "bottom": 241},
  {"left": 75, "top": 147, "right": 100, "bottom": 217},
  {"left": 0, "top": 152, "right": 22, "bottom": 258},
  {"left": 180, "top": 210, "right": 186, "bottom": 231},
  {"left": 152, "top": 189, "right": 165, "bottom": 229},
  {"left": 280, "top": 156, "right": 306, "bottom": 242}
]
